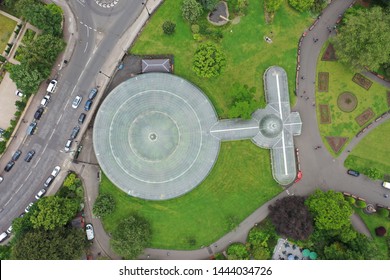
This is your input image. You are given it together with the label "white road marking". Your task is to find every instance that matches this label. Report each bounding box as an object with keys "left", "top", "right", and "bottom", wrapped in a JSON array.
[
  {"left": 275, "top": 73, "right": 288, "bottom": 175},
  {"left": 56, "top": 113, "right": 64, "bottom": 125},
  {"left": 86, "top": 25, "right": 90, "bottom": 37},
  {"left": 84, "top": 41, "right": 89, "bottom": 53},
  {"left": 211, "top": 126, "right": 259, "bottom": 133}
]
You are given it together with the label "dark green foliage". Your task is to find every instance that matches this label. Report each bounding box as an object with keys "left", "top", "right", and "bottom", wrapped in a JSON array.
[
  {"left": 377, "top": 208, "right": 389, "bottom": 218},
  {"left": 226, "top": 243, "right": 249, "bottom": 260},
  {"left": 265, "top": 0, "right": 283, "bottom": 13},
  {"left": 214, "top": 252, "right": 226, "bottom": 260},
  {"left": 192, "top": 43, "right": 225, "bottom": 78},
  {"left": 226, "top": 0, "right": 249, "bottom": 16},
  {"left": 197, "top": 0, "right": 218, "bottom": 11},
  {"left": 355, "top": 200, "right": 367, "bottom": 208},
  {"left": 310, "top": 0, "right": 327, "bottom": 14},
  {"left": 0, "top": 141, "right": 6, "bottom": 154},
  {"left": 182, "top": 0, "right": 203, "bottom": 23},
  {"left": 227, "top": 83, "right": 257, "bottom": 119},
  {"left": 288, "top": 0, "right": 314, "bottom": 12},
  {"left": 12, "top": 227, "right": 86, "bottom": 260},
  {"left": 345, "top": 196, "right": 356, "bottom": 205},
  {"left": 0, "top": 55, "right": 6, "bottom": 62},
  {"left": 0, "top": 245, "right": 12, "bottom": 260},
  {"left": 269, "top": 196, "right": 314, "bottom": 240},
  {"left": 93, "top": 193, "right": 115, "bottom": 217},
  {"left": 246, "top": 223, "right": 277, "bottom": 260},
  {"left": 162, "top": 20, "right": 176, "bottom": 35},
  {"left": 15, "top": 100, "right": 26, "bottom": 111},
  {"left": 364, "top": 167, "right": 381, "bottom": 179},
  {"left": 111, "top": 214, "right": 152, "bottom": 259}
]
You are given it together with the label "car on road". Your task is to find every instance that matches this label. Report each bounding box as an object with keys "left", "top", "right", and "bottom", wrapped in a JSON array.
[
  {"left": 25, "top": 202, "right": 34, "bottom": 213},
  {"left": 47, "top": 79, "right": 57, "bottom": 93},
  {"left": 88, "top": 88, "right": 98, "bottom": 100},
  {"left": 65, "top": 139, "right": 72, "bottom": 152},
  {"left": 44, "top": 175, "right": 55, "bottom": 188},
  {"left": 0, "top": 176, "right": 3, "bottom": 183},
  {"left": 40, "top": 95, "right": 51, "bottom": 107},
  {"left": 382, "top": 181, "right": 390, "bottom": 190},
  {"left": 347, "top": 169, "right": 360, "bottom": 177},
  {"left": 85, "top": 223, "right": 94, "bottom": 241},
  {"left": 35, "top": 188, "right": 46, "bottom": 200},
  {"left": 78, "top": 113, "right": 86, "bottom": 125},
  {"left": 72, "top": 96, "right": 82, "bottom": 109},
  {"left": 6, "top": 225, "right": 12, "bottom": 234},
  {"left": 34, "top": 107, "right": 44, "bottom": 120},
  {"left": 12, "top": 150, "right": 22, "bottom": 161},
  {"left": 4, "top": 161, "right": 15, "bottom": 172},
  {"left": 51, "top": 166, "right": 61, "bottom": 177},
  {"left": 70, "top": 126, "right": 80, "bottom": 140},
  {"left": 24, "top": 150, "right": 36, "bottom": 162},
  {"left": 26, "top": 121, "right": 37, "bottom": 135},
  {"left": 0, "top": 232, "right": 8, "bottom": 243},
  {"left": 84, "top": 100, "right": 93, "bottom": 111},
  {"left": 15, "top": 90, "right": 24, "bottom": 97}
]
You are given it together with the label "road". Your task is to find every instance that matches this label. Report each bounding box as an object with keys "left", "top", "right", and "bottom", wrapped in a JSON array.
[{"left": 0, "top": 0, "right": 144, "bottom": 234}]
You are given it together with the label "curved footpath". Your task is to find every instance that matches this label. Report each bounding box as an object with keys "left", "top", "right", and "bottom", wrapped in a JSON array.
[{"left": 59, "top": 0, "right": 388, "bottom": 260}]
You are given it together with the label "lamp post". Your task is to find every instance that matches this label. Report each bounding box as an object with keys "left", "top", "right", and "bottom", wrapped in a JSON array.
[
  {"left": 142, "top": 1, "right": 151, "bottom": 16},
  {"left": 99, "top": 70, "right": 111, "bottom": 78}
]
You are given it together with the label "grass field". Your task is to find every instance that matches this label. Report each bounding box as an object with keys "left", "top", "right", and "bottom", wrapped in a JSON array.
[
  {"left": 355, "top": 208, "right": 389, "bottom": 260},
  {"left": 0, "top": 14, "right": 16, "bottom": 53},
  {"left": 316, "top": 42, "right": 389, "bottom": 156},
  {"left": 344, "top": 120, "right": 390, "bottom": 179},
  {"left": 130, "top": 0, "right": 312, "bottom": 117},
  {"left": 100, "top": 141, "right": 282, "bottom": 250}
]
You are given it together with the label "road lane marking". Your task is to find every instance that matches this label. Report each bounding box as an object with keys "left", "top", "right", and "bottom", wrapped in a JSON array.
[
  {"left": 56, "top": 113, "right": 64, "bottom": 125},
  {"left": 84, "top": 41, "right": 89, "bottom": 53}
]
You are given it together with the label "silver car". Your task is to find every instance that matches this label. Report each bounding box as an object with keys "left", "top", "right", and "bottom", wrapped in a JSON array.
[{"left": 72, "top": 96, "right": 82, "bottom": 109}]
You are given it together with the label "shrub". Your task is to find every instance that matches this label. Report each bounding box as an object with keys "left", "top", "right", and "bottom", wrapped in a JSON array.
[
  {"left": 0, "top": 141, "right": 6, "bottom": 154},
  {"left": 0, "top": 55, "right": 6, "bottom": 62},
  {"left": 345, "top": 196, "right": 356, "bottom": 204},
  {"left": 375, "top": 226, "right": 387, "bottom": 237},
  {"left": 192, "top": 43, "right": 225, "bottom": 78},
  {"left": 92, "top": 193, "right": 115, "bottom": 217},
  {"left": 191, "top": 24, "right": 200, "bottom": 34},
  {"left": 162, "top": 21, "right": 176, "bottom": 35},
  {"left": 227, "top": 243, "right": 249, "bottom": 260},
  {"left": 182, "top": 0, "right": 203, "bottom": 23},
  {"left": 355, "top": 200, "right": 366, "bottom": 208},
  {"left": 265, "top": 0, "right": 283, "bottom": 13},
  {"left": 288, "top": 0, "right": 314, "bottom": 12},
  {"left": 377, "top": 208, "right": 389, "bottom": 218}
]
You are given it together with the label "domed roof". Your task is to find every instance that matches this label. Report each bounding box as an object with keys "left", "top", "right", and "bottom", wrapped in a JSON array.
[{"left": 259, "top": 114, "right": 283, "bottom": 138}]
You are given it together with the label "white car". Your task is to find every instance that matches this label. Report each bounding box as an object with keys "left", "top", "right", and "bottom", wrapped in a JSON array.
[
  {"left": 0, "top": 232, "right": 8, "bottom": 243},
  {"left": 15, "top": 90, "right": 24, "bottom": 97},
  {"left": 0, "top": 176, "right": 3, "bottom": 184},
  {"left": 65, "top": 139, "right": 72, "bottom": 152},
  {"left": 85, "top": 223, "right": 94, "bottom": 241},
  {"left": 35, "top": 188, "right": 46, "bottom": 200},
  {"left": 6, "top": 225, "right": 12, "bottom": 234},
  {"left": 72, "top": 96, "right": 82, "bottom": 109},
  {"left": 47, "top": 79, "right": 57, "bottom": 93},
  {"left": 40, "top": 95, "right": 51, "bottom": 107},
  {"left": 25, "top": 202, "right": 34, "bottom": 213},
  {"left": 51, "top": 166, "right": 61, "bottom": 177}
]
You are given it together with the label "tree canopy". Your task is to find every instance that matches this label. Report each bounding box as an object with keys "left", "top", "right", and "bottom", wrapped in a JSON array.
[
  {"left": 111, "top": 214, "right": 152, "bottom": 259},
  {"left": 305, "top": 190, "right": 353, "bottom": 231},
  {"left": 226, "top": 243, "right": 250, "bottom": 260},
  {"left": 227, "top": 83, "right": 257, "bottom": 119},
  {"left": 332, "top": 6, "right": 390, "bottom": 70},
  {"left": 93, "top": 193, "right": 116, "bottom": 218},
  {"left": 269, "top": 196, "right": 314, "bottom": 240},
  {"left": 192, "top": 43, "right": 225, "bottom": 78},
  {"left": 288, "top": 0, "right": 314, "bottom": 12},
  {"left": 265, "top": 0, "right": 283, "bottom": 13},
  {"left": 182, "top": 0, "right": 203, "bottom": 23}
]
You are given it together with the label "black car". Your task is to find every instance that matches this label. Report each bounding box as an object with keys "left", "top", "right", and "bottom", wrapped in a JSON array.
[
  {"left": 34, "top": 108, "right": 44, "bottom": 120},
  {"left": 70, "top": 126, "right": 80, "bottom": 140},
  {"left": 347, "top": 169, "right": 360, "bottom": 177},
  {"left": 78, "top": 113, "right": 86, "bottom": 125},
  {"left": 4, "top": 161, "right": 15, "bottom": 172},
  {"left": 25, "top": 150, "right": 36, "bottom": 162},
  {"left": 12, "top": 150, "right": 22, "bottom": 161}
]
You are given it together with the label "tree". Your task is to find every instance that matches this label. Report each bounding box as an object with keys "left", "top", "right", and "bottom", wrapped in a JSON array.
[
  {"left": 332, "top": 6, "right": 390, "bottom": 70},
  {"left": 162, "top": 21, "right": 176, "bottom": 35},
  {"left": 311, "top": 0, "right": 327, "bottom": 13},
  {"left": 269, "top": 196, "right": 314, "bottom": 240},
  {"left": 265, "top": 0, "right": 283, "bottom": 13},
  {"left": 182, "top": 0, "right": 203, "bottom": 23},
  {"left": 0, "top": 245, "right": 12, "bottom": 260},
  {"left": 364, "top": 167, "right": 381, "bottom": 180},
  {"left": 305, "top": 190, "right": 353, "bottom": 231},
  {"left": 227, "top": 243, "right": 249, "bottom": 260},
  {"left": 197, "top": 0, "right": 218, "bottom": 11},
  {"left": 355, "top": 200, "right": 366, "bottom": 208},
  {"left": 29, "top": 196, "right": 79, "bottom": 230},
  {"left": 375, "top": 226, "right": 386, "bottom": 237},
  {"left": 377, "top": 208, "right": 389, "bottom": 218},
  {"left": 111, "top": 214, "right": 152, "bottom": 259},
  {"left": 8, "top": 63, "right": 44, "bottom": 95},
  {"left": 93, "top": 193, "right": 116, "bottom": 217},
  {"left": 288, "top": 0, "right": 314, "bottom": 12},
  {"left": 21, "top": 3, "right": 63, "bottom": 36},
  {"left": 12, "top": 227, "right": 86, "bottom": 260},
  {"left": 192, "top": 43, "right": 225, "bottom": 78},
  {"left": 227, "top": 83, "right": 257, "bottom": 119}
]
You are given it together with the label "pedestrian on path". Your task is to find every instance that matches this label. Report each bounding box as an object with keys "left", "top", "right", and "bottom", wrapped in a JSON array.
[{"left": 301, "top": 76, "right": 305, "bottom": 80}]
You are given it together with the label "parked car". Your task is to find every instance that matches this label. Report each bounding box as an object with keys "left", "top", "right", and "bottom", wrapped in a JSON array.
[
  {"left": 47, "top": 79, "right": 57, "bottom": 93},
  {"left": 35, "top": 188, "right": 46, "bottom": 200},
  {"left": 347, "top": 169, "right": 360, "bottom": 177},
  {"left": 85, "top": 223, "right": 94, "bottom": 240},
  {"left": 88, "top": 88, "right": 98, "bottom": 100},
  {"left": 26, "top": 121, "right": 37, "bottom": 135},
  {"left": 15, "top": 90, "right": 24, "bottom": 97},
  {"left": 65, "top": 139, "right": 72, "bottom": 152},
  {"left": 6, "top": 225, "right": 12, "bottom": 234},
  {"left": 84, "top": 100, "right": 93, "bottom": 111},
  {"left": 51, "top": 166, "right": 61, "bottom": 177},
  {"left": 24, "top": 150, "right": 36, "bottom": 162},
  {"left": 4, "top": 161, "right": 15, "bottom": 172},
  {"left": 34, "top": 107, "right": 44, "bottom": 120},
  {"left": 0, "top": 176, "right": 3, "bottom": 184},
  {"left": 72, "top": 96, "right": 82, "bottom": 109},
  {"left": 70, "top": 126, "right": 80, "bottom": 140},
  {"left": 12, "top": 150, "right": 22, "bottom": 161},
  {"left": 44, "top": 175, "right": 55, "bottom": 188},
  {"left": 0, "top": 232, "right": 8, "bottom": 243},
  {"left": 78, "top": 113, "right": 86, "bottom": 125},
  {"left": 24, "top": 202, "right": 34, "bottom": 213},
  {"left": 40, "top": 95, "right": 51, "bottom": 107},
  {"left": 0, "top": 128, "right": 4, "bottom": 137}
]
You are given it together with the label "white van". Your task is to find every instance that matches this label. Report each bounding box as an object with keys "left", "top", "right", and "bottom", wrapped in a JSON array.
[
  {"left": 382, "top": 181, "right": 390, "bottom": 189},
  {"left": 47, "top": 79, "right": 57, "bottom": 93},
  {"left": 0, "top": 232, "right": 8, "bottom": 243}
]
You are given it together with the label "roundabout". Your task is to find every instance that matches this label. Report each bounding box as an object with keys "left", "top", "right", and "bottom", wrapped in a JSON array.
[{"left": 93, "top": 73, "right": 220, "bottom": 200}]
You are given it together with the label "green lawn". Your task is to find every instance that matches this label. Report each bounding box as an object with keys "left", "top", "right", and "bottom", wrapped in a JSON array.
[
  {"left": 0, "top": 13, "right": 16, "bottom": 53},
  {"left": 355, "top": 208, "right": 390, "bottom": 260},
  {"left": 100, "top": 141, "right": 282, "bottom": 250},
  {"left": 316, "top": 42, "right": 389, "bottom": 156},
  {"left": 344, "top": 120, "right": 390, "bottom": 179},
  {"left": 131, "top": 0, "right": 312, "bottom": 117}
]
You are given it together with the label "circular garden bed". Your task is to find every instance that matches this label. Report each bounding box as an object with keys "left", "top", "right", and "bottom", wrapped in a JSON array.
[{"left": 337, "top": 92, "right": 358, "bottom": 113}]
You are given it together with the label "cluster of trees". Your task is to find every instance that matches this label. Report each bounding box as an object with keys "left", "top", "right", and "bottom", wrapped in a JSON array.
[
  {"left": 192, "top": 43, "right": 225, "bottom": 78},
  {"left": 3, "top": 0, "right": 65, "bottom": 96},
  {"left": 227, "top": 83, "right": 257, "bottom": 119},
  {"left": 93, "top": 193, "right": 116, "bottom": 218}
]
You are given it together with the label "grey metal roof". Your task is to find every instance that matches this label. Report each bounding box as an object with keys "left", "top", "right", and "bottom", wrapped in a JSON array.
[
  {"left": 93, "top": 73, "right": 219, "bottom": 200},
  {"left": 141, "top": 59, "right": 171, "bottom": 73}
]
